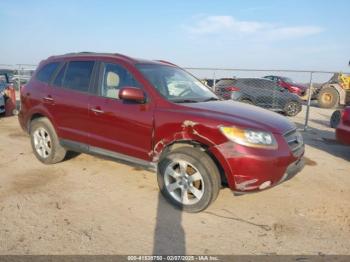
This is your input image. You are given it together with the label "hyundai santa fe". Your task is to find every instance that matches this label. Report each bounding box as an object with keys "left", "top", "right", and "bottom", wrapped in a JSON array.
[{"left": 19, "top": 52, "right": 305, "bottom": 212}]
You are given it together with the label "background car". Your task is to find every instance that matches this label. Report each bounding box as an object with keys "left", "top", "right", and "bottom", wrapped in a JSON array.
[
  {"left": 264, "top": 75, "right": 307, "bottom": 97},
  {"left": 336, "top": 107, "right": 350, "bottom": 145},
  {"left": 215, "top": 78, "right": 302, "bottom": 116},
  {"left": 0, "top": 70, "right": 12, "bottom": 114}
]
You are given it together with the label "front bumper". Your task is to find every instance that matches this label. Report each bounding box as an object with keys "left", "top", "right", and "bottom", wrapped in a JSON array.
[
  {"left": 279, "top": 156, "right": 304, "bottom": 183},
  {"left": 209, "top": 134, "right": 304, "bottom": 192}
]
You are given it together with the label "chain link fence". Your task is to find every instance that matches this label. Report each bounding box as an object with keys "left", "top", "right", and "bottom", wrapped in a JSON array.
[
  {"left": 1, "top": 63, "right": 349, "bottom": 130},
  {"left": 185, "top": 68, "right": 350, "bottom": 130}
]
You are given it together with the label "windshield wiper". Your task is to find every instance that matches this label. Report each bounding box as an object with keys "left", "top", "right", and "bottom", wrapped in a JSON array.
[
  {"left": 172, "top": 99, "right": 199, "bottom": 103},
  {"left": 202, "top": 97, "right": 220, "bottom": 102}
]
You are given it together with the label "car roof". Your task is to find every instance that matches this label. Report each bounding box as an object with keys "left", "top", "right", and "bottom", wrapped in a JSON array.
[
  {"left": 44, "top": 52, "right": 176, "bottom": 67},
  {"left": 236, "top": 77, "right": 273, "bottom": 81}
]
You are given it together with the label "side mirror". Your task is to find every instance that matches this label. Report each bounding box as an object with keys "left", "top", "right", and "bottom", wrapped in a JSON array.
[{"left": 119, "top": 87, "right": 146, "bottom": 103}]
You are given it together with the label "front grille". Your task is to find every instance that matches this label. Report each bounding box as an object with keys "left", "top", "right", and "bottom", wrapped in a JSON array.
[{"left": 283, "top": 128, "right": 304, "bottom": 157}]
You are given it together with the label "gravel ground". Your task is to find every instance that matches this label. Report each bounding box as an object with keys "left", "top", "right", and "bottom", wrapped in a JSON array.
[{"left": 0, "top": 105, "right": 349, "bottom": 255}]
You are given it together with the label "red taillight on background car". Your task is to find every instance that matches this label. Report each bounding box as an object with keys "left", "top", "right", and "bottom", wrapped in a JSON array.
[
  {"left": 342, "top": 108, "right": 350, "bottom": 125},
  {"left": 224, "top": 86, "right": 240, "bottom": 92}
]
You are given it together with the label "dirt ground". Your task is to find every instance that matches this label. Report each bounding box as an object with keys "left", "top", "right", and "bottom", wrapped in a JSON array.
[{"left": 0, "top": 105, "right": 349, "bottom": 255}]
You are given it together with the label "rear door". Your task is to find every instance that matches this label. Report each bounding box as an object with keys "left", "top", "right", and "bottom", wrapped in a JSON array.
[
  {"left": 88, "top": 61, "right": 154, "bottom": 161},
  {"left": 47, "top": 60, "right": 95, "bottom": 144}
]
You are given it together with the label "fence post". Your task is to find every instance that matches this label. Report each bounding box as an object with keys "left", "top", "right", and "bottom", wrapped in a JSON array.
[
  {"left": 212, "top": 71, "right": 217, "bottom": 91},
  {"left": 303, "top": 72, "right": 313, "bottom": 130}
]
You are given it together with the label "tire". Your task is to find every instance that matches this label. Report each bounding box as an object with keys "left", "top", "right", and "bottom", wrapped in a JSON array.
[
  {"left": 284, "top": 101, "right": 301, "bottom": 117},
  {"left": 330, "top": 110, "right": 341, "bottom": 128},
  {"left": 157, "top": 147, "right": 221, "bottom": 213},
  {"left": 30, "top": 117, "right": 66, "bottom": 164},
  {"left": 317, "top": 87, "right": 339, "bottom": 108}
]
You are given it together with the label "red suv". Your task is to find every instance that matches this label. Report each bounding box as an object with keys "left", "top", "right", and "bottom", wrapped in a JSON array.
[
  {"left": 19, "top": 53, "right": 305, "bottom": 212},
  {"left": 264, "top": 75, "right": 307, "bottom": 97},
  {"left": 336, "top": 107, "right": 350, "bottom": 145}
]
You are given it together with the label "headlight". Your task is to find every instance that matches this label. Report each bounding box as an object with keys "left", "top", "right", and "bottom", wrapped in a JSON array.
[{"left": 219, "top": 126, "right": 278, "bottom": 149}]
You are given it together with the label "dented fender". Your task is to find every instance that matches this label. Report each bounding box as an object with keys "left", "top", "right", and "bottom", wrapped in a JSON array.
[{"left": 152, "top": 119, "right": 222, "bottom": 161}]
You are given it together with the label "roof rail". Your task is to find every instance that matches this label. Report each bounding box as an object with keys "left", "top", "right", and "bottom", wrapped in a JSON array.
[
  {"left": 56, "top": 52, "right": 136, "bottom": 62},
  {"left": 156, "top": 60, "right": 178, "bottom": 67}
]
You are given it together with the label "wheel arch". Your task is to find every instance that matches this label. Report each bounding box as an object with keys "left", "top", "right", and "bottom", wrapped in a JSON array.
[
  {"left": 27, "top": 110, "right": 57, "bottom": 134},
  {"left": 157, "top": 140, "right": 227, "bottom": 186}
]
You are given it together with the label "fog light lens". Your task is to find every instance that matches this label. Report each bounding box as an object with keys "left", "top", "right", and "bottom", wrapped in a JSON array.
[{"left": 259, "top": 181, "right": 272, "bottom": 190}]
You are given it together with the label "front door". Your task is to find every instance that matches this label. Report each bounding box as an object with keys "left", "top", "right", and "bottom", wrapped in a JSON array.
[{"left": 88, "top": 62, "right": 154, "bottom": 161}]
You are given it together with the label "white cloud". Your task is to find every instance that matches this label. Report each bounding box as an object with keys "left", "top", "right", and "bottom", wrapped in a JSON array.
[{"left": 186, "top": 15, "right": 323, "bottom": 40}]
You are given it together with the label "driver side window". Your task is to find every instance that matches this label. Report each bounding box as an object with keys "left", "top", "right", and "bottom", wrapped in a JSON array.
[
  {"left": 166, "top": 73, "right": 190, "bottom": 96},
  {"left": 100, "top": 63, "right": 140, "bottom": 99}
]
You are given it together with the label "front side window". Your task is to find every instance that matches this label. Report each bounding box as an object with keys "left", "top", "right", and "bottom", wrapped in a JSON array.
[
  {"left": 136, "top": 64, "right": 217, "bottom": 103},
  {"left": 100, "top": 63, "right": 140, "bottom": 99},
  {"left": 36, "top": 62, "right": 60, "bottom": 83},
  {"left": 62, "top": 61, "right": 94, "bottom": 92}
]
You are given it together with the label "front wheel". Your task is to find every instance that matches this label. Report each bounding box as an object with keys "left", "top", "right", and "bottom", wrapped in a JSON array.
[{"left": 157, "top": 147, "right": 221, "bottom": 213}]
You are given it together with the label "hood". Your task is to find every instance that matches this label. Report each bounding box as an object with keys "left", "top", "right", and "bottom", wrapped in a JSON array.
[{"left": 181, "top": 100, "right": 296, "bottom": 135}]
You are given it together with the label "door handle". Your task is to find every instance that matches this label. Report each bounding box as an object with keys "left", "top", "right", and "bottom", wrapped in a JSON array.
[{"left": 90, "top": 108, "right": 104, "bottom": 114}]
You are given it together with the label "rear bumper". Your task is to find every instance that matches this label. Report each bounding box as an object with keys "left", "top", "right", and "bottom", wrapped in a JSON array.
[{"left": 336, "top": 124, "right": 350, "bottom": 145}]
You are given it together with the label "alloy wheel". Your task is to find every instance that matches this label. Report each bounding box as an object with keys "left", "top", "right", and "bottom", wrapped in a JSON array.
[{"left": 163, "top": 160, "right": 204, "bottom": 205}]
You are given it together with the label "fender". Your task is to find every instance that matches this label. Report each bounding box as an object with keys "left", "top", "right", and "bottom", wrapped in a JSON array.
[
  {"left": 152, "top": 120, "right": 218, "bottom": 162},
  {"left": 25, "top": 105, "right": 59, "bottom": 135}
]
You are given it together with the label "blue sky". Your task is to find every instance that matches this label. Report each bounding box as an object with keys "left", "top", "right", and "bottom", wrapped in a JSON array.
[{"left": 1, "top": 0, "right": 350, "bottom": 72}]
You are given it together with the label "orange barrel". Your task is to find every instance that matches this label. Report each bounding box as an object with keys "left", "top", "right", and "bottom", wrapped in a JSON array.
[{"left": 5, "top": 86, "right": 16, "bottom": 116}]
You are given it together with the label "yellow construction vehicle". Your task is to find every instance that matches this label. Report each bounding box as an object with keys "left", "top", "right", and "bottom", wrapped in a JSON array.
[{"left": 316, "top": 73, "right": 350, "bottom": 108}]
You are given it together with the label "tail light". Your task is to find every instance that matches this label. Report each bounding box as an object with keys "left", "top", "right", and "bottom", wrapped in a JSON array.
[
  {"left": 342, "top": 108, "right": 350, "bottom": 124},
  {"left": 224, "top": 86, "right": 240, "bottom": 92}
]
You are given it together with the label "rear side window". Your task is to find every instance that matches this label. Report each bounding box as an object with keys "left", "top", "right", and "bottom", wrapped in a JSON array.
[
  {"left": 36, "top": 62, "right": 60, "bottom": 83},
  {"left": 62, "top": 61, "right": 94, "bottom": 92}
]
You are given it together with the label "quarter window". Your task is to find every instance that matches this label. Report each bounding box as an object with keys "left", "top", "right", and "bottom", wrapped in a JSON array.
[
  {"left": 36, "top": 62, "right": 60, "bottom": 83},
  {"left": 53, "top": 64, "right": 66, "bottom": 87},
  {"left": 100, "top": 63, "right": 140, "bottom": 99}
]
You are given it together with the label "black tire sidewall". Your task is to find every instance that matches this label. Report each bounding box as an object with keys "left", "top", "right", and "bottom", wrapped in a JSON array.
[
  {"left": 157, "top": 149, "right": 217, "bottom": 213},
  {"left": 330, "top": 110, "right": 341, "bottom": 128}
]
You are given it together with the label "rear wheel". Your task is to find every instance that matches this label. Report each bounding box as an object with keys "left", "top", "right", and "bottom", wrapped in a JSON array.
[
  {"left": 284, "top": 101, "right": 301, "bottom": 117},
  {"left": 157, "top": 147, "right": 221, "bottom": 213},
  {"left": 30, "top": 118, "right": 66, "bottom": 164},
  {"left": 317, "top": 86, "right": 339, "bottom": 108}
]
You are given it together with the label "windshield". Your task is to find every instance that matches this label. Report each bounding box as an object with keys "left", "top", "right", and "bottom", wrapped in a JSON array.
[{"left": 136, "top": 64, "right": 218, "bottom": 103}]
